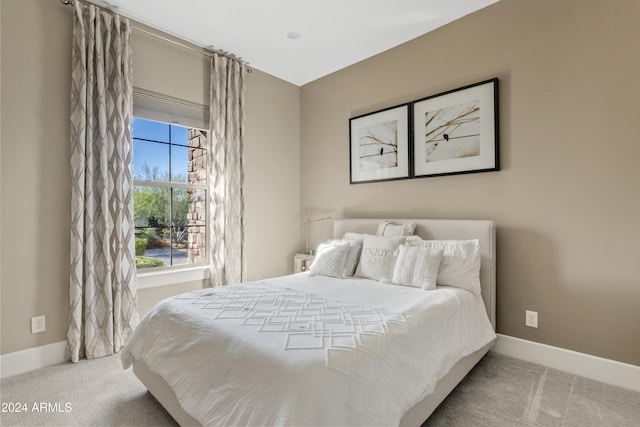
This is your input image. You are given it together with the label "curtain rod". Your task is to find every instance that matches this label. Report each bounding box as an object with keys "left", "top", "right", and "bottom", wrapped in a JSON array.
[{"left": 59, "top": 0, "right": 251, "bottom": 70}]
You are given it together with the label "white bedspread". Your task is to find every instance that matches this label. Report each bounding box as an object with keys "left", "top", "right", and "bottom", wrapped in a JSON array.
[{"left": 121, "top": 273, "right": 496, "bottom": 426}]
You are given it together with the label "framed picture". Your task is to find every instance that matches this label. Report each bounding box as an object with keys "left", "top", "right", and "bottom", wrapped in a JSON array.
[
  {"left": 412, "top": 78, "right": 499, "bottom": 178},
  {"left": 349, "top": 103, "right": 410, "bottom": 184}
]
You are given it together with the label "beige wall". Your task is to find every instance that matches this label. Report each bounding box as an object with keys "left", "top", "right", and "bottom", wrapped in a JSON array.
[
  {"left": 1, "top": 0, "right": 73, "bottom": 356},
  {"left": 300, "top": 0, "right": 640, "bottom": 365},
  {"left": 0, "top": 0, "right": 301, "bottom": 354},
  {"left": 0, "top": 0, "right": 4, "bottom": 357},
  {"left": 244, "top": 69, "right": 301, "bottom": 281}
]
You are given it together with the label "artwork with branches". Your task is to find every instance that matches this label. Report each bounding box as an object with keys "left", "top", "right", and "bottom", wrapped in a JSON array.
[
  {"left": 349, "top": 104, "right": 409, "bottom": 184},
  {"left": 412, "top": 78, "right": 498, "bottom": 178},
  {"left": 359, "top": 120, "right": 399, "bottom": 170},
  {"left": 348, "top": 78, "right": 498, "bottom": 183},
  {"left": 423, "top": 100, "right": 480, "bottom": 162}
]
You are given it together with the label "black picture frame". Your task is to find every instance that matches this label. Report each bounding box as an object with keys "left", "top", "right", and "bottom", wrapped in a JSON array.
[
  {"left": 349, "top": 103, "right": 411, "bottom": 184},
  {"left": 411, "top": 78, "right": 499, "bottom": 179}
]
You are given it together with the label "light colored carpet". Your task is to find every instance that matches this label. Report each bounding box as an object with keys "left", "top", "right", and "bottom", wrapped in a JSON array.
[
  {"left": 0, "top": 354, "right": 176, "bottom": 427},
  {"left": 423, "top": 353, "right": 640, "bottom": 427},
  {"left": 1, "top": 352, "right": 638, "bottom": 426}
]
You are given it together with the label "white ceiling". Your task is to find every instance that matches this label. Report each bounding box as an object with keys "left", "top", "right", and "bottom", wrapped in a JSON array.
[{"left": 86, "top": 0, "right": 499, "bottom": 86}]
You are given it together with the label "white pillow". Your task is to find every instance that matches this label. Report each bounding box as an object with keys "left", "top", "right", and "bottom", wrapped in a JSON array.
[
  {"left": 376, "top": 220, "right": 416, "bottom": 237},
  {"left": 355, "top": 235, "right": 404, "bottom": 282},
  {"left": 309, "top": 242, "right": 350, "bottom": 278},
  {"left": 342, "top": 232, "right": 364, "bottom": 241},
  {"left": 324, "top": 239, "right": 363, "bottom": 277},
  {"left": 408, "top": 239, "right": 481, "bottom": 294},
  {"left": 392, "top": 245, "right": 444, "bottom": 290}
]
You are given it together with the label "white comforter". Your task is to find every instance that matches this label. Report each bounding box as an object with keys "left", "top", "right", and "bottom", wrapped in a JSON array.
[{"left": 121, "top": 273, "right": 496, "bottom": 426}]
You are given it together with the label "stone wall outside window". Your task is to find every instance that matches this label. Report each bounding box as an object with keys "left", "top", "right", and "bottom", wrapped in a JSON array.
[{"left": 187, "top": 129, "right": 207, "bottom": 264}]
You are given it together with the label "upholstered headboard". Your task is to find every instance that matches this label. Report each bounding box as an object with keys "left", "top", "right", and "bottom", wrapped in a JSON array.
[{"left": 333, "top": 218, "right": 496, "bottom": 329}]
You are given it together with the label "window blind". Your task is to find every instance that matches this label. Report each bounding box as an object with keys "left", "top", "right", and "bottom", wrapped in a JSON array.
[{"left": 133, "top": 87, "right": 209, "bottom": 130}]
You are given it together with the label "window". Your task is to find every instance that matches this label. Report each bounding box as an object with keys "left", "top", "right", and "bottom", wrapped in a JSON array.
[{"left": 133, "top": 117, "right": 208, "bottom": 271}]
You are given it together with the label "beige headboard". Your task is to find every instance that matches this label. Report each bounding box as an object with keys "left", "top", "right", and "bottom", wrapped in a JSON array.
[{"left": 333, "top": 218, "right": 496, "bottom": 329}]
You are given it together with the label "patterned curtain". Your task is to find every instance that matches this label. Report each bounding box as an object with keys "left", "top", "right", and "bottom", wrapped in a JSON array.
[
  {"left": 209, "top": 54, "right": 247, "bottom": 286},
  {"left": 68, "top": 2, "right": 139, "bottom": 363}
]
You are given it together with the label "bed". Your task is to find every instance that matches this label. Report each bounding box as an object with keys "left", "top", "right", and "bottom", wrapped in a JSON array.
[{"left": 122, "top": 218, "right": 497, "bottom": 426}]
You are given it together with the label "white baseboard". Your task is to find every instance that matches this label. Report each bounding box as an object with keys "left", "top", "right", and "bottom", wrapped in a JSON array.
[
  {"left": 0, "top": 341, "right": 69, "bottom": 379},
  {"left": 492, "top": 334, "right": 640, "bottom": 392},
  {"left": 2, "top": 335, "right": 638, "bottom": 393}
]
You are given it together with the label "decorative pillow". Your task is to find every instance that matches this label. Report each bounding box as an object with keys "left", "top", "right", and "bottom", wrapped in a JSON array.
[
  {"left": 309, "top": 242, "right": 350, "bottom": 278},
  {"left": 376, "top": 220, "right": 416, "bottom": 237},
  {"left": 324, "top": 238, "right": 363, "bottom": 277},
  {"left": 392, "top": 245, "right": 444, "bottom": 290},
  {"left": 355, "top": 235, "right": 405, "bottom": 282},
  {"left": 342, "top": 232, "right": 364, "bottom": 241},
  {"left": 407, "top": 238, "right": 481, "bottom": 294}
]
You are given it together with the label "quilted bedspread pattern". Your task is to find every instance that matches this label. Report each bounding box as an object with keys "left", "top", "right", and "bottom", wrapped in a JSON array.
[{"left": 121, "top": 274, "right": 495, "bottom": 426}]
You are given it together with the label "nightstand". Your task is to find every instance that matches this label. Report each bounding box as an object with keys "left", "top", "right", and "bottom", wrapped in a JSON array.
[{"left": 293, "top": 253, "right": 315, "bottom": 273}]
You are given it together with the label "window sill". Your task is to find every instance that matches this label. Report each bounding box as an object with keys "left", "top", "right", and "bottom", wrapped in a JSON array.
[{"left": 137, "top": 266, "right": 210, "bottom": 289}]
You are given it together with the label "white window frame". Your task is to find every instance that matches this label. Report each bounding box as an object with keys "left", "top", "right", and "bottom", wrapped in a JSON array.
[
  {"left": 137, "top": 265, "right": 210, "bottom": 289},
  {"left": 133, "top": 117, "right": 210, "bottom": 288}
]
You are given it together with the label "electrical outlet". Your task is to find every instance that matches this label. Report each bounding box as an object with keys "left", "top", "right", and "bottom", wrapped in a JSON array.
[
  {"left": 31, "top": 315, "right": 46, "bottom": 334},
  {"left": 525, "top": 310, "right": 538, "bottom": 328}
]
